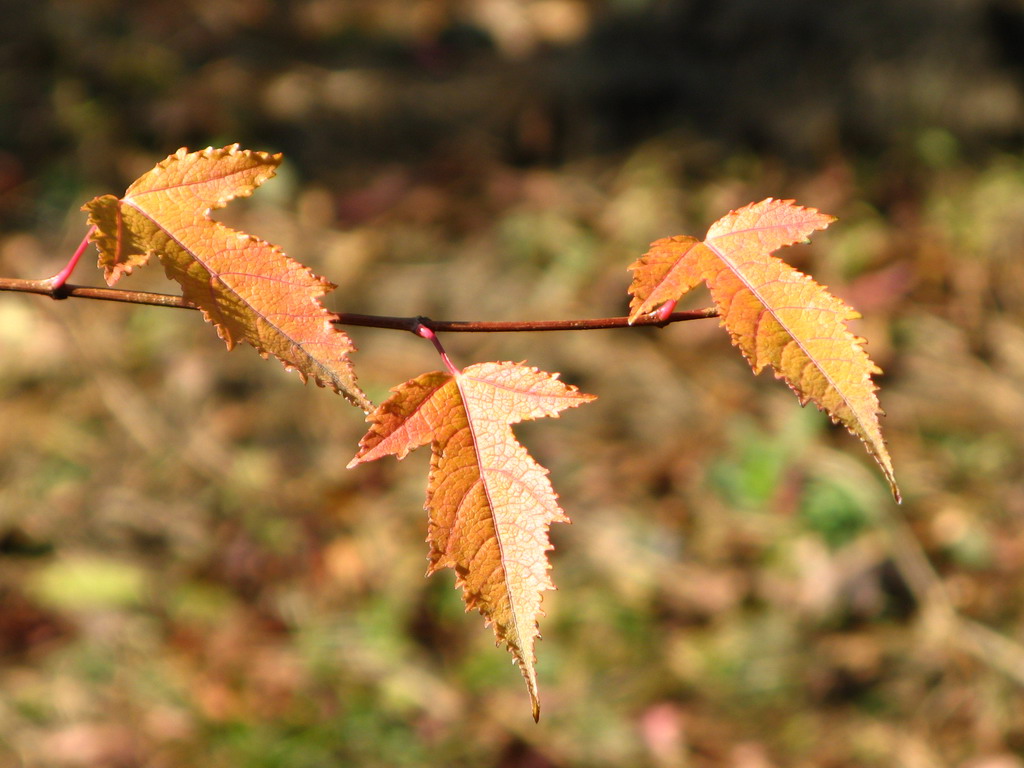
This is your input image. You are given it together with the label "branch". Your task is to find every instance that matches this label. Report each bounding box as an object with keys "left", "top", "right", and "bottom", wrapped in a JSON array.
[
  {"left": 0, "top": 276, "right": 719, "bottom": 332},
  {"left": 0, "top": 278, "right": 203, "bottom": 308}
]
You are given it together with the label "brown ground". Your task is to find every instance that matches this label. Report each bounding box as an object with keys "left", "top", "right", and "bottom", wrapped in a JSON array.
[{"left": 3, "top": 2, "right": 1024, "bottom": 766}]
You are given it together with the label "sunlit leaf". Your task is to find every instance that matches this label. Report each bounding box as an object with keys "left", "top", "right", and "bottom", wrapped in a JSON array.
[
  {"left": 83, "top": 145, "right": 371, "bottom": 410},
  {"left": 629, "top": 198, "right": 899, "bottom": 501},
  {"left": 348, "top": 361, "right": 595, "bottom": 719}
]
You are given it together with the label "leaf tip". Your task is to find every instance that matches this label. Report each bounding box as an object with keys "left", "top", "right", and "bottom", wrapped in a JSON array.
[{"left": 880, "top": 460, "right": 901, "bottom": 504}]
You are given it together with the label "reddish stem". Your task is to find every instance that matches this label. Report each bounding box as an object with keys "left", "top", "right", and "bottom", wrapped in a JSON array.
[
  {"left": 415, "top": 322, "right": 461, "bottom": 375},
  {"left": 655, "top": 299, "right": 679, "bottom": 324},
  {"left": 47, "top": 226, "right": 96, "bottom": 290}
]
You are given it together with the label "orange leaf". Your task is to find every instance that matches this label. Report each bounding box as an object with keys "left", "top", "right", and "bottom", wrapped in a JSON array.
[
  {"left": 82, "top": 145, "right": 371, "bottom": 411},
  {"left": 348, "top": 361, "right": 595, "bottom": 719},
  {"left": 628, "top": 198, "right": 899, "bottom": 502}
]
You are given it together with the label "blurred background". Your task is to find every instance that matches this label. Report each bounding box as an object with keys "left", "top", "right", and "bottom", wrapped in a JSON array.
[{"left": 3, "top": 0, "right": 1024, "bottom": 765}]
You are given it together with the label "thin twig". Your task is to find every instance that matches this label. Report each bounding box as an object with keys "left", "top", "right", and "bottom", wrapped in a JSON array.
[{"left": 0, "top": 276, "right": 719, "bottom": 332}]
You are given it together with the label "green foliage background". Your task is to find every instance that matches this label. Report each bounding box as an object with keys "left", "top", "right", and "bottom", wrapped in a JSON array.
[{"left": 3, "top": 1, "right": 1024, "bottom": 766}]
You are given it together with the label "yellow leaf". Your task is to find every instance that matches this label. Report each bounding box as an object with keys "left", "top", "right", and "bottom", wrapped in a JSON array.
[
  {"left": 629, "top": 198, "right": 899, "bottom": 501},
  {"left": 83, "top": 145, "right": 371, "bottom": 411},
  {"left": 349, "top": 361, "right": 596, "bottom": 719}
]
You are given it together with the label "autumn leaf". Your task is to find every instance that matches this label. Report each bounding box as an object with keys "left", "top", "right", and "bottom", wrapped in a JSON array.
[
  {"left": 82, "top": 145, "right": 371, "bottom": 411},
  {"left": 628, "top": 198, "right": 899, "bottom": 502},
  {"left": 348, "top": 361, "right": 595, "bottom": 720}
]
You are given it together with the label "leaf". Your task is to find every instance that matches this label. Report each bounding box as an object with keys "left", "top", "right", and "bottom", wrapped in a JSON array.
[
  {"left": 348, "top": 361, "right": 596, "bottom": 720},
  {"left": 82, "top": 145, "right": 371, "bottom": 411},
  {"left": 628, "top": 198, "right": 899, "bottom": 502}
]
